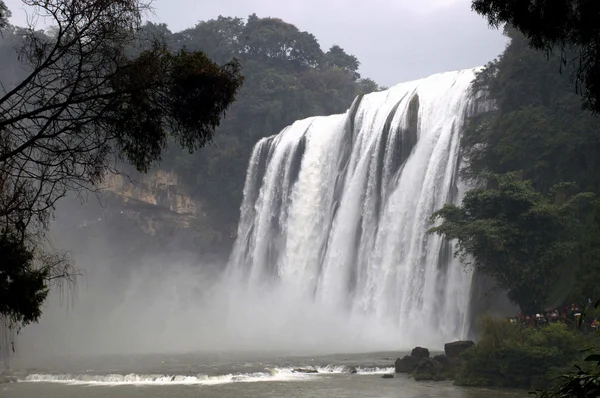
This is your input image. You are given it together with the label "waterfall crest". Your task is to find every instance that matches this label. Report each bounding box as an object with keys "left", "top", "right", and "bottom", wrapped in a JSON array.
[{"left": 226, "top": 68, "right": 483, "bottom": 350}]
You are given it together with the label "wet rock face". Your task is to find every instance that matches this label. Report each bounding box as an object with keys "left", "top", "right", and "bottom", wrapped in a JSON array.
[
  {"left": 444, "top": 341, "right": 475, "bottom": 358},
  {"left": 292, "top": 368, "right": 319, "bottom": 374},
  {"left": 0, "top": 375, "right": 17, "bottom": 383},
  {"left": 395, "top": 355, "right": 420, "bottom": 373},
  {"left": 413, "top": 358, "right": 445, "bottom": 381},
  {"left": 395, "top": 346, "right": 432, "bottom": 373},
  {"left": 392, "top": 343, "right": 471, "bottom": 381},
  {"left": 433, "top": 354, "right": 449, "bottom": 367},
  {"left": 411, "top": 346, "right": 430, "bottom": 359}
]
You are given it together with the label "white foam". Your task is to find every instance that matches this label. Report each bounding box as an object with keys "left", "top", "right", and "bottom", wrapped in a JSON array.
[
  {"left": 22, "top": 366, "right": 394, "bottom": 386},
  {"left": 227, "top": 68, "right": 485, "bottom": 351},
  {"left": 23, "top": 369, "right": 306, "bottom": 386},
  {"left": 316, "top": 365, "right": 394, "bottom": 375}
]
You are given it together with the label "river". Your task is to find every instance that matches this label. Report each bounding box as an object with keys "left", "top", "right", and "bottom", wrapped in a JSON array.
[{"left": 3, "top": 351, "right": 526, "bottom": 398}]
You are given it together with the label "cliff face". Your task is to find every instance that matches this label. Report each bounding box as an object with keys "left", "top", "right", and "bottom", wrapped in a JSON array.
[
  {"left": 104, "top": 170, "right": 200, "bottom": 219},
  {"left": 55, "top": 169, "right": 234, "bottom": 263}
]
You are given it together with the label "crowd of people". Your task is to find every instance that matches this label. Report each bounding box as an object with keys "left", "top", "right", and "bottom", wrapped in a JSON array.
[{"left": 507, "top": 301, "right": 600, "bottom": 332}]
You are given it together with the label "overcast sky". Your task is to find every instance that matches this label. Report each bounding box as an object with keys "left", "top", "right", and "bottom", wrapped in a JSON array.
[{"left": 4, "top": 0, "right": 507, "bottom": 87}]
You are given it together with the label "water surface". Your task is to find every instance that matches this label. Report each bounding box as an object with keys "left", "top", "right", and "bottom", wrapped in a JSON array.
[{"left": 4, "top": 351, "right": 526, "bottom": 398}]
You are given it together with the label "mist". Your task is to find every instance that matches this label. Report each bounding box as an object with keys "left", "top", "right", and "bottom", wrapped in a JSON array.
[{"left": 15, "top": 230, "right": 408, "bottom": 361}]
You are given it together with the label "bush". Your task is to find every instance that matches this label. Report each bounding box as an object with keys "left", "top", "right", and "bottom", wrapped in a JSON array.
[{"left": 455, "top": 316, "right": 585, "bottom": 389}]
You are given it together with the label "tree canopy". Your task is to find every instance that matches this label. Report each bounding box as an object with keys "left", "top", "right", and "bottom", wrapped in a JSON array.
[
  {"left": 0, "top": 1, "right": 7, "bottom": 29},
  {"left": 433, "top": 7, "right": 600, "bottom": 395},
  {"left": 0, "top": 0, "right": 243, "bottom": 333},
  {"left": 154, "top": 14, "right": 383, "bottom": 234},
  {"left": 431, "top": 26, "right": 600, "bottom": 315},
  {"left": 430, "top": 174, "right": 591, "bottom": 315},
  {"left": 472, "top": 0, "right": 600, "bottom": 113}
]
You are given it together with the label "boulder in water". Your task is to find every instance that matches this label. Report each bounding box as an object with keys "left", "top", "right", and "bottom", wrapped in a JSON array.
[
  {"left": 433, "top": 354, "right": 449, "bottom": 367},
  {"left": 432, "top": 354, "right": 462, "bottom": 379},
  {"left": 444, "top": 341, "right": 474, "bottom": 358},
  {"left": 413, "top": 358, "right": 445, "bottom": 381},
  {"left": 0, "top": 375, "right": 17, "bottom": 384},
  {"left": 395, "top": 355, "right": 419, "bottom": 373},
  {"left": 342, "top": 366, "right": 358, "bottom": 374},
  {"left": 411, "top": 346, "right": 430, "bottom": 359},
  {"left": 381, "top": 374, "right": 394, "bottom": 379},
  {"left": 292, "top": 368, "right": 319, "bottom": 374}
]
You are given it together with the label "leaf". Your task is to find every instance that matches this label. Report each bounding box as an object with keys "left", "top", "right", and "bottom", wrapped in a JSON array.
[{"left": 584, "top": 354, "right": 600, "bottom": 363}]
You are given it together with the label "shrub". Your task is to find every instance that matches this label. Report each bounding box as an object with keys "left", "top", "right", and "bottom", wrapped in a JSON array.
[{"left": 455, "top": 316, "right": 585, "bottom": 389}]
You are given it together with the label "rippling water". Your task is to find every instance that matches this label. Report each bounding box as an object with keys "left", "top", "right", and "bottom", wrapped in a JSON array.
[{"left": 3, "top": 351, "right": 526, "bottom": 397}]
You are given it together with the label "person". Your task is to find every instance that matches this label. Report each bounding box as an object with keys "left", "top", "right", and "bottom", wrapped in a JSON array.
[{"left": 575, "top": 312, "right": 582, "bottom": 326}]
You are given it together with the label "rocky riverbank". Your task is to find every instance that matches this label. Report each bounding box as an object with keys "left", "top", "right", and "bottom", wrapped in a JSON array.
[
  {"left": 393, "top": 341, "right": 475, "bottom": 381},
  {"left": 0, "top": 370, "right": 17, "bottom": 384}
]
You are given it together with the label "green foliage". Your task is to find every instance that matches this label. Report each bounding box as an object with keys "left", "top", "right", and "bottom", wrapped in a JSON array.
[
  {"left": 534, "top": 300, "right": 600, "bottom": 397},
  {"left": 156, "top": 14, "right": 382, "bottom": 230},
  {"left": 110, "top": 46, "right": 243, "bottom": 173},
  {"left": 462, "top": 28, "right": 600, "bottom": 194},
  {"left": 471, "top": 0, "right": 600, "bottom": 113},
  {"left": 324, "top": 45, "right": 360, "bottom": 79},
  {"left": 0, "top": 231, "right": 48, "bottom": 327},
  {"left": 0, "top": 0, "right": 242, "bottom": 332},
  {"left": 535, "top": 364, "right": 600, "bottom": 398},
  {"left": 357, "top": 78, "right": 381, "bottom": 95},
  {"left": 430, "top": 173, "right": 592, "bottom": 315},
  {"left": 456, "top": 316, "right": 586, "bottom": 389},
  {"left": 442, "top": 16, "right": 600, "bottom": 396},
  {"left": 0, "top": 1, "right": 7, "bottom": 29},
  {"left": 432, "top": 27, "right": 600, "bottom": 313}
]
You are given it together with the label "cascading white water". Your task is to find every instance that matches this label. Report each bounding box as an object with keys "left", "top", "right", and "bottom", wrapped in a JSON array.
[{"left": 226, "top": 68, "right": 485, "bottom": 351}]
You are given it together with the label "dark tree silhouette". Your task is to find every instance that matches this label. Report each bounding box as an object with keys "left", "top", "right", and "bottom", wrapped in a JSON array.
[
  {"left": 472, "top": 0, "right": 600, "bottom": 113},
  {"left": 0, "top": 0, "right": 243, "bottom": 334}
]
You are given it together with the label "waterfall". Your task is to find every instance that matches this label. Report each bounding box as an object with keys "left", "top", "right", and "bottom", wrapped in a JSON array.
[{"left": 225, "top": 68, "right": 484, "bottom": 351}]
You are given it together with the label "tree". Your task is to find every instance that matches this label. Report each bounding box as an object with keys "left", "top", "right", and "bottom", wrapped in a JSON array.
[
  {"left": 0, "top": 0, "right": 243, "bottom": 332},
  {"left": 0, "top": 1, "right": 8, "bottom": 29},
  {"left": 457, "top": 27, "right": 600, "bottom": 306},
  {"left": 324, "top": 45, "right": 360, "bottom": 80},
  {"left": 356, "top": 77, "right": 382, "bottom": 94},
  {"left": 157, "top": 14, "right": 377, "bottom": 236},
  {"left": 241, "top": 14, "right": 323, "bottom": 69},
  {"left": 472, "top": 0, "right": 600, "bottom": 113},
  {"left": 430, "top": 173, "right": 591, "bottom": 315},
  {"left": 534, "top": 299, "right": 600, "bottom": 397}
]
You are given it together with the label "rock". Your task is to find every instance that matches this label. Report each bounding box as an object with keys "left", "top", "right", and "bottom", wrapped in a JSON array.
[
  {"left": 342, "top": 366, "right": 358, "bottom": 374},
  {"left": 411, "top": 346, "right": 430, "bottom": 359},
  {"left": 433, "top": 354, "right": 449, "bottom": 367},
  {"left": 0, "top": 375, "right": 17, "bottom": 384},
  {"left": 381, "top": 374, "right": 394, "bottom": 379},
  {"left": 395, "top": 355, "right": 419, "bottom": 373},
  {"left": 292, "top": 368, "right": 318, "bottom": 374},
  {"left": 444, "top": 341, "right": 475, "bottom": 359},
  {"left": 431, "top": 354, "right": 462, "bottom": 379},
  {"left": 413, "top": 358, "right": 445, "bottom": 381}
]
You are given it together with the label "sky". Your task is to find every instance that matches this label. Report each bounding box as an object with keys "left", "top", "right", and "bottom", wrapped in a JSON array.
[{"left": 3, "top": 0, "right": 507, "bottom": 88}]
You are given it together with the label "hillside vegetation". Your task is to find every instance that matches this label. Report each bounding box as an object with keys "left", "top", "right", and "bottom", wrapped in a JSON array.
[{"left": 151, "top": 14, "right": 383, "bottom": 237}]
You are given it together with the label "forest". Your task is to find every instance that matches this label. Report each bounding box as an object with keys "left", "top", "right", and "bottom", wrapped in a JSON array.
[
  {"left": 152, "top": 14, "right": 384, "bottom": 234},
  {"left": 0, "top": 5, "right": 383, "bottom": 336},
  {"left": 0, "top": 11, "right": 383, "bottom": 257},
  {"left": 2, "top": 0, "right": 600, "bottom": 395},
  {"left": 431, "top": 26, "right": 600, "bottom": 318},
  {"left": 430, "top": 21, "right": 600, "bottom": 395}
]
